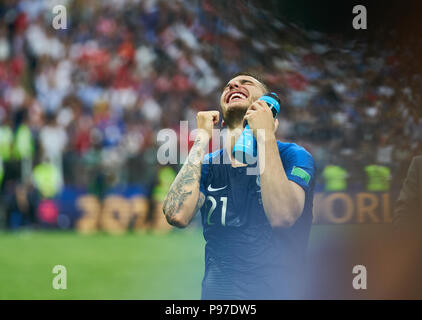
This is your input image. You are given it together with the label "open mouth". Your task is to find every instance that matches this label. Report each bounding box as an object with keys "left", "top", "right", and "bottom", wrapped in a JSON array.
[{"left": 226, "top": 91, "right": 248, "bottom": 103}]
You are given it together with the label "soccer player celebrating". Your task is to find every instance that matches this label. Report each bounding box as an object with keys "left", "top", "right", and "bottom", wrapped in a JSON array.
[{"left": 163, "top": 72, "right": 315, "bottom": 299}]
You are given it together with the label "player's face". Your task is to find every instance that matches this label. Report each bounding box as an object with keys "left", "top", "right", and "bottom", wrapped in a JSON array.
[{"left": 220, "top": 75, "right": 266, "bottom": 114}]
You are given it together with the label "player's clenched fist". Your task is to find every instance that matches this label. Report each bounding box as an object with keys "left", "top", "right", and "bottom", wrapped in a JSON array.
[
  {"left": 244, "top": 101, "right": 274, "bottom": 132},
  {"left": 196, "top": 111, "right": 219, "bottom": 140},
  {"left": 244, "top": 101, "right": 278, "bottom": 141}
]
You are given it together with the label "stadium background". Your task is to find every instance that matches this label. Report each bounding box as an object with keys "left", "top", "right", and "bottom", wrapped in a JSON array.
[{"left": 0, "top": 0, "right": 421, "bottom": 299}]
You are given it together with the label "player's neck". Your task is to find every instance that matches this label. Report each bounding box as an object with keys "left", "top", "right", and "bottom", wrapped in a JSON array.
[{"left": 224, "top": 125, "right": 248, "bottom": 167}]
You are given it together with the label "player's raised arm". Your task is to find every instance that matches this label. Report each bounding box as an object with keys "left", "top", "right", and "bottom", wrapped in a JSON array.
[
  {"left": 245, "top": 101, "right": 306, "bottom": 228},
  {"left": 163, "top": 111, "right": 218, "bottom": 228}
]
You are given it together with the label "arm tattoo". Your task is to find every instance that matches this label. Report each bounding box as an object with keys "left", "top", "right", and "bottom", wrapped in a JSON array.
[
  {"left": 194, "top": 192, "right": 206, "bottom": 214},
  {"left": 163, "top": 138, "right": 206, "bottom": 221}
]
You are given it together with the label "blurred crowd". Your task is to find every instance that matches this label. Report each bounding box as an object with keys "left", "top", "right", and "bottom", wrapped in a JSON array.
[{"left": 0, "top": 0, "right": 421, "bottom": 229}]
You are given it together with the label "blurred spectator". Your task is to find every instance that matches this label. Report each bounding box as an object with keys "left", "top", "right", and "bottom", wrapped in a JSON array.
[
  {"left": 32, "top": 160, "right": 61, "bottom": 199},
  {"left": 0, "top": 115, "right": 13, "bottom": 165},
  {"left": 39, "top": 112, "right": 68, "bottom": 186},
  {"left": 5, "top": 182, "right": 38, "bottom": 230},
  {"left": 322, "top": 164, "right": 348, "bottom": 192},
  {"left": 12, "top": 109, "right": 34, "bottom": 183},
  {"left": 365, "top": 164, "right": 391, "bottom": 192},
  {"left": 151, "top": 165, "right": 177, "bottom": 232},
  {"left": 0, "top": 0, "right": 420, "bottom": 230},
  {"left": 0, "top": 157, "right": 3, "bottom": 188}
]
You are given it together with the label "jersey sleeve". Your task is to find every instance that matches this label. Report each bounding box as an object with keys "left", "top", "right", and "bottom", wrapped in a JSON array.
[{"left": 279, "top": 143, "right": 315, "bottom": 192}]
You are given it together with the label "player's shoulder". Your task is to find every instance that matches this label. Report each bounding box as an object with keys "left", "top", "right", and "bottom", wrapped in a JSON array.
[
  {"left": 203, "top": 148, "right": 224, "bottom": 165},
  {"left": 276, "top": 141, "right": 313, "bottom": 160}
]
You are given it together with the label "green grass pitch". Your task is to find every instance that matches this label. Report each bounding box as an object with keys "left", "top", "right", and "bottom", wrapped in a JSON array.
[
  {"left": 0, "top": 229, "right": 205, "bottom": 299},
  {"left": 0, "top": 224, "right": 390, "bottom": 299}
]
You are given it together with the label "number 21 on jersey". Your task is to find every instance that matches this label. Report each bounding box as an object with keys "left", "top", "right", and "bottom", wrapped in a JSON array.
[{"left": 206, "top": 196, "right": 227, "bottom": 226}]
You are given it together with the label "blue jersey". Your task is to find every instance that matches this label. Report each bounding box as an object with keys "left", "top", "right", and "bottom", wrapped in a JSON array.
[{"left": 199, "top": 141, "right": 315, "bottom": 299}]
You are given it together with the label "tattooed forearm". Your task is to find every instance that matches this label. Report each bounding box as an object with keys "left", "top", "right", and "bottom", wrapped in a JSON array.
[
  {"left": 163, "top": 135, "right": 207, "bottom": 227},
  {"left": 163, "top": 164, "right": 198, "bottom": 219},
  {"left": 194, "top": 192, "right": 206, "bottom": 214}
]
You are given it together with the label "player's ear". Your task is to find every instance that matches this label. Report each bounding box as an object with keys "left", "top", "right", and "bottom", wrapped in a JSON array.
[
  {"left": 222, "top": 119, "right": 226, "bottom": 127},
  {"left": 274, "top": 119, "right": 279, "bottom": 133}
]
